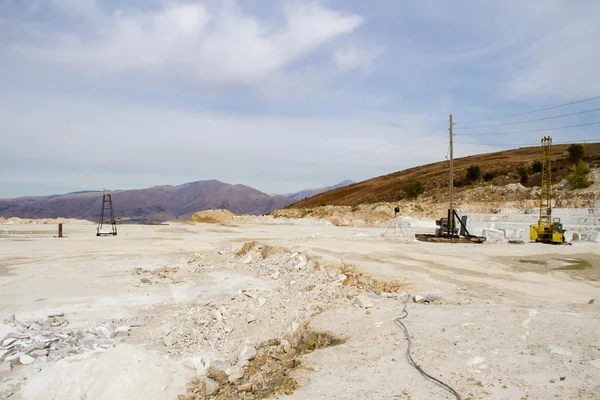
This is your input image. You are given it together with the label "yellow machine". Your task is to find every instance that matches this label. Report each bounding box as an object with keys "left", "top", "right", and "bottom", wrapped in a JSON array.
[{"left": 530, "top": 136, "right": 565, "bottom": 244}]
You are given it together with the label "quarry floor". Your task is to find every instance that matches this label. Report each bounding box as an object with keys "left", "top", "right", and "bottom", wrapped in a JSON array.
[{"left": 1, "top": 221, "right": 599, "bottom": 400}]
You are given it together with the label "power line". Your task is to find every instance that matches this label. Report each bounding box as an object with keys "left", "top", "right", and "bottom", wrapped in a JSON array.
[
  {"left": 265, "top": 139, "right": 448, "bottom": 183},
  {"left": 240, "top": 132, "right": 446, "bottom": 182},
  {"left": 455, "top": 138, "right": 600, "bottom": 147},
  {"left": 455, "top": 121, "right": 600, "bottom": 136},
  {"left": 456, "top": 107, "right": 600, "bottom": 130},
  {"left": 456, "top": 95, "right": 600, "bottom": 125}
]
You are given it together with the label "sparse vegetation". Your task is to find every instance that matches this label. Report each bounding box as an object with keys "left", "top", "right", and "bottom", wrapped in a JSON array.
[
  {"left": 567, "top": 160, "right": 593, "bottom": 189},
  {"left": 283, "top": 143, "right": 600, "bottom": 209},
  {"left": 403, "top": 181, "right": 424, "bottom": 198},
  {"left": 517, "top": 166, "right": 529, "bottom": 184},
  {"left": 568, "top": 144, "right": 585, "bottom": 164},
  {"left": 532, "top": 159, "right": 543, "bottom": 173},
  {"left": 466, "top": 165, "right": 481, "bottom": 182},
  {"left": 483, "top": 171, "right": 498, "bottom": 182}
]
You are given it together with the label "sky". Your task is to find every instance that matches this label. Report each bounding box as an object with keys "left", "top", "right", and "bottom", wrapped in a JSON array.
[{"left": 1, "top": 0, "right": 599, "bottom": 197}]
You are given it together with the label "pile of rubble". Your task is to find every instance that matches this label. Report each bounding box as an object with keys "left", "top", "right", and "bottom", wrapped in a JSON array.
[
  {"left": 134, "top": 266, "right": 184, "bottom": 285},
  {"left": 180, "top": 324, "right": 346, "bottom": 400},
  {"left": 0, "top": 313, "right": 136, "bottom": 372},
  {"left": 137, "top": 241, "right": 405, "bottom": 398},
  {"left": 151, "top": 241, "right": 405, "bottom": 363}
]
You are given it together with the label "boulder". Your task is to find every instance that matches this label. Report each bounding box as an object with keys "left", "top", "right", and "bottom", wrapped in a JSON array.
[
  {"left": 352, "top": 295, "right": 373, "bottom": 309},
  {"left": 413, "top": 295, "right": 425, "bottom": 303},
  {"left": 19, "top": 354, "right": 35, "bottom": 365},
  {"left": 228, "top": 365, "right": 245, "bottom": 383},
  {"left": 207, "top": 360, "right": 232, "bottom": 385},
  {"left": 237, "top": 341, "right": 256, "bottom": 365}
]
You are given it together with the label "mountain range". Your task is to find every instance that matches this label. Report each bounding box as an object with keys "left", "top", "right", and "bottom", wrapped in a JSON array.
[
  {"left": 0, "top": 179, "right": 352, "bottom": 223},
  {"left": 284, "top": 180, "right": 355, "bottom": 201}
]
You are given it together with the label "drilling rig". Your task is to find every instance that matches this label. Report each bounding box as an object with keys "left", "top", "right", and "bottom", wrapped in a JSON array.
[{"left": 530, "top": 136, "right": 565, "bottom": 244}]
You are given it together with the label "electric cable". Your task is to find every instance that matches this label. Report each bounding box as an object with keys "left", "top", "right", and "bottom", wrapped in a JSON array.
[
  {"left": 456, "top": 107, "right": 600, "bottom": 130},
  {"left": 454, "top": 138, "right": 600, "bottom": 147},
  {"left": 456, "top": 95, "right": 600, "bottom": 125},
  {"left": 394, "top": 294, "right": 463, "bottom": 400},
  {"left": 455, "top": 121, "right": 600, "bottom": 136}
]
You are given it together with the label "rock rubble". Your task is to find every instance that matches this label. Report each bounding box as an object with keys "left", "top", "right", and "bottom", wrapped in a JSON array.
[{"left": 0, "top": 314, "right": 132, "bottom": 367}]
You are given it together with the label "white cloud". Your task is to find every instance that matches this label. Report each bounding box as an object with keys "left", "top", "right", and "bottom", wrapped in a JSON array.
[
  {"left": 332, "top": 46, "right": 383, "bottom": 73},
  {"left": 12, "top": 1, "right": 364, "bottom": 88},
  {"left": 507, "top": 11, "right": 600, "bottom": 100},
  {"left": 0, "top": 93, "right": 449, "bottom": 195}
]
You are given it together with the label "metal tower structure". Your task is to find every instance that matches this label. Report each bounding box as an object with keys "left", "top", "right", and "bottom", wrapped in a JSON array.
[
  {"left": 530, "top": 136, "right": 565, "bottom": 244},
  {"left": 538, "top": 136, "right": 553, "bottom": 228},
  {"left": 97, "top": 191, "right": 117, "bottom": 236}
]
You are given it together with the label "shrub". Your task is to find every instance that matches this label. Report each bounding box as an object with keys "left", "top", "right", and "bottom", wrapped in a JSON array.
[
  {"left": 567, "top": 144, "right": 584, "bottom": 164},
  {"left": 517, "top": 166, "right": 529, "bottom": 184},
  {"left": 466, "top": 165, "right": 481, "bottom": 182},
  {"left": 532, "top": 159, "right": 543, "bottom": 173},
  {"left": 403, "top": 181, "right": 425, "bottom": 198},
  {"left": 567, "top": 160, "right": 593, "bottom": 189},
  {"left": 453, "top": 178, "right": 466, "bottom": 187},
  {"left": 483, "top": 171, "right": 498, "bottom": 182}
]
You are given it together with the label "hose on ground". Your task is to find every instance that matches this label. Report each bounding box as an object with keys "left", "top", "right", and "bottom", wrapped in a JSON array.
[{"left": 394, "top": 295, "right": 463, "bottom": 400}]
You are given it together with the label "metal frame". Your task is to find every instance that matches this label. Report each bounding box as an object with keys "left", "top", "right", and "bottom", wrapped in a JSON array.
[{"left": 97, "top": 192, "right": 117, "bottom": 236}]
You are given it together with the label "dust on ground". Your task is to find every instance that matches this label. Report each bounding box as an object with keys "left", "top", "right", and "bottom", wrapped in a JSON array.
[{"left": 0, "top": 222, "right": 599, "bottom": 400}]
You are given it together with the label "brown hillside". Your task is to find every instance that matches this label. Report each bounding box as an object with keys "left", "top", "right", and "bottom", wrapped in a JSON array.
[{"left": 285, "top": 143, "right": 600, "bottom": 208}]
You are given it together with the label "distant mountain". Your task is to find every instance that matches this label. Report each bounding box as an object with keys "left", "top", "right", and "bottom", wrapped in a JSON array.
[
  {"left": 0, "top": 180, "right": 293, "bottom": 223},
  {"left": 285, "top": 180, "right": 355, "bottom": 201}
]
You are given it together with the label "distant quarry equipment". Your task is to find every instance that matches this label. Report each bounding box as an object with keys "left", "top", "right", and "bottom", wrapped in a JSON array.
[
  {"left": 97, "top": 191, "right": 118, "bottom": 236},
  {"left": 415, "top": 114, "right": 486, "bottom": 244},
  {"left": 530, "top": 136, "right": 567, "bottom": 244},
  {"left": 383, "top": 206, "right": 406, "bottom": 240}
]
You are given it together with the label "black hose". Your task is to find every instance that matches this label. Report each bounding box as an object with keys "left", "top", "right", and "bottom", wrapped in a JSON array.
[{"left": 394, "top": 297, "right": 463, "bottom": 400}]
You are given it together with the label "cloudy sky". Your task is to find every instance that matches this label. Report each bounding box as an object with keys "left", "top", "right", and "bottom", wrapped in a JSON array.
[{"left": 1, "top": 0, "right": 599, "bottom": 197}]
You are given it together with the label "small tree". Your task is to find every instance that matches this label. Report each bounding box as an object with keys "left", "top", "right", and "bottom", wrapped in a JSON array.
[
  {"left": 466, "top": 165, "right": 481, "bottom": 182},
  {"left": 483, "top": 171, "right": 498, "bottom": 182},
  {"left": 517, "top": 166, "right": 529, "bottom": 184},
  {"left": 567, "top": 160, "right": 592, "bottom": 189},
  {"left": 404, "top": 181, "right": 425, "bottom": 198},
  {"left": 567, "top": 144, "right": 584, "bottom": 164},
  {"left": 531, "top": 159, "right": 543, "bottom": 173}
]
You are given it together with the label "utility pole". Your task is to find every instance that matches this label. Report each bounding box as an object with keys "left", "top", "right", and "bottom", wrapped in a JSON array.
[{"left": 448, "top": 114, "right": 454, "bottom": 235}]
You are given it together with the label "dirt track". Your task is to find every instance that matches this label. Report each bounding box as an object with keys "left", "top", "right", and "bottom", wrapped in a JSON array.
[{"left": 1, "top": 221, "right": 599, "bottom": 399}]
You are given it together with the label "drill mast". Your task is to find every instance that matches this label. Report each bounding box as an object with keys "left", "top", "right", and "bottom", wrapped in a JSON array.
[{"left": 538, "top": 136, "right": 553, "bottom": 227}]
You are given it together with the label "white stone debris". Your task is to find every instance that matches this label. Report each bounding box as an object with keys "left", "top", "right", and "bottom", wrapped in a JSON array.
[
  {"left": 237, "top": 340, "right": 256, "bottom": 365},
  {"left": 353, "top": 295, "right": 374, "bottom": 309},
  {"left": 413, "top": 294, "right": 425, "bottom": 303},
  {"left": 0, "top": 315, "right": 120, "bottom": 367},
  {"left": 548, "top": 345, "right": 571, "bottom": 356}
]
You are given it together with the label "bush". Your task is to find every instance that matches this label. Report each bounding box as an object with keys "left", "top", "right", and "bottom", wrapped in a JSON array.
[
  {"left": 532, "top": 159, "right": 543, "bottom": 173},
  {"left": 403, "top": 181, "right": 425, "bottom": 198},
  {"left": 453, "top": 178, "right": 466, "bottom": 187},
  {"left": 517, "top": 166, "right": 529, "bottom": 184},
  {"left": 568, "top": 144, "right": 584, "bottom": 164},
  {"left": 483, "top": 171, "right": 498, "bottom": 182},
  {"left": 567, "top": 160, "right": 593, "bottom": 189},
  {"left": 466, "top": 165, "right": 481, "bottom": 182}
]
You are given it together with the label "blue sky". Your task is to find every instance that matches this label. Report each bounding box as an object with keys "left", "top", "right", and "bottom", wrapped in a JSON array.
[{"left": 1, "top": 0, "right": 599, "bottom": 197}]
